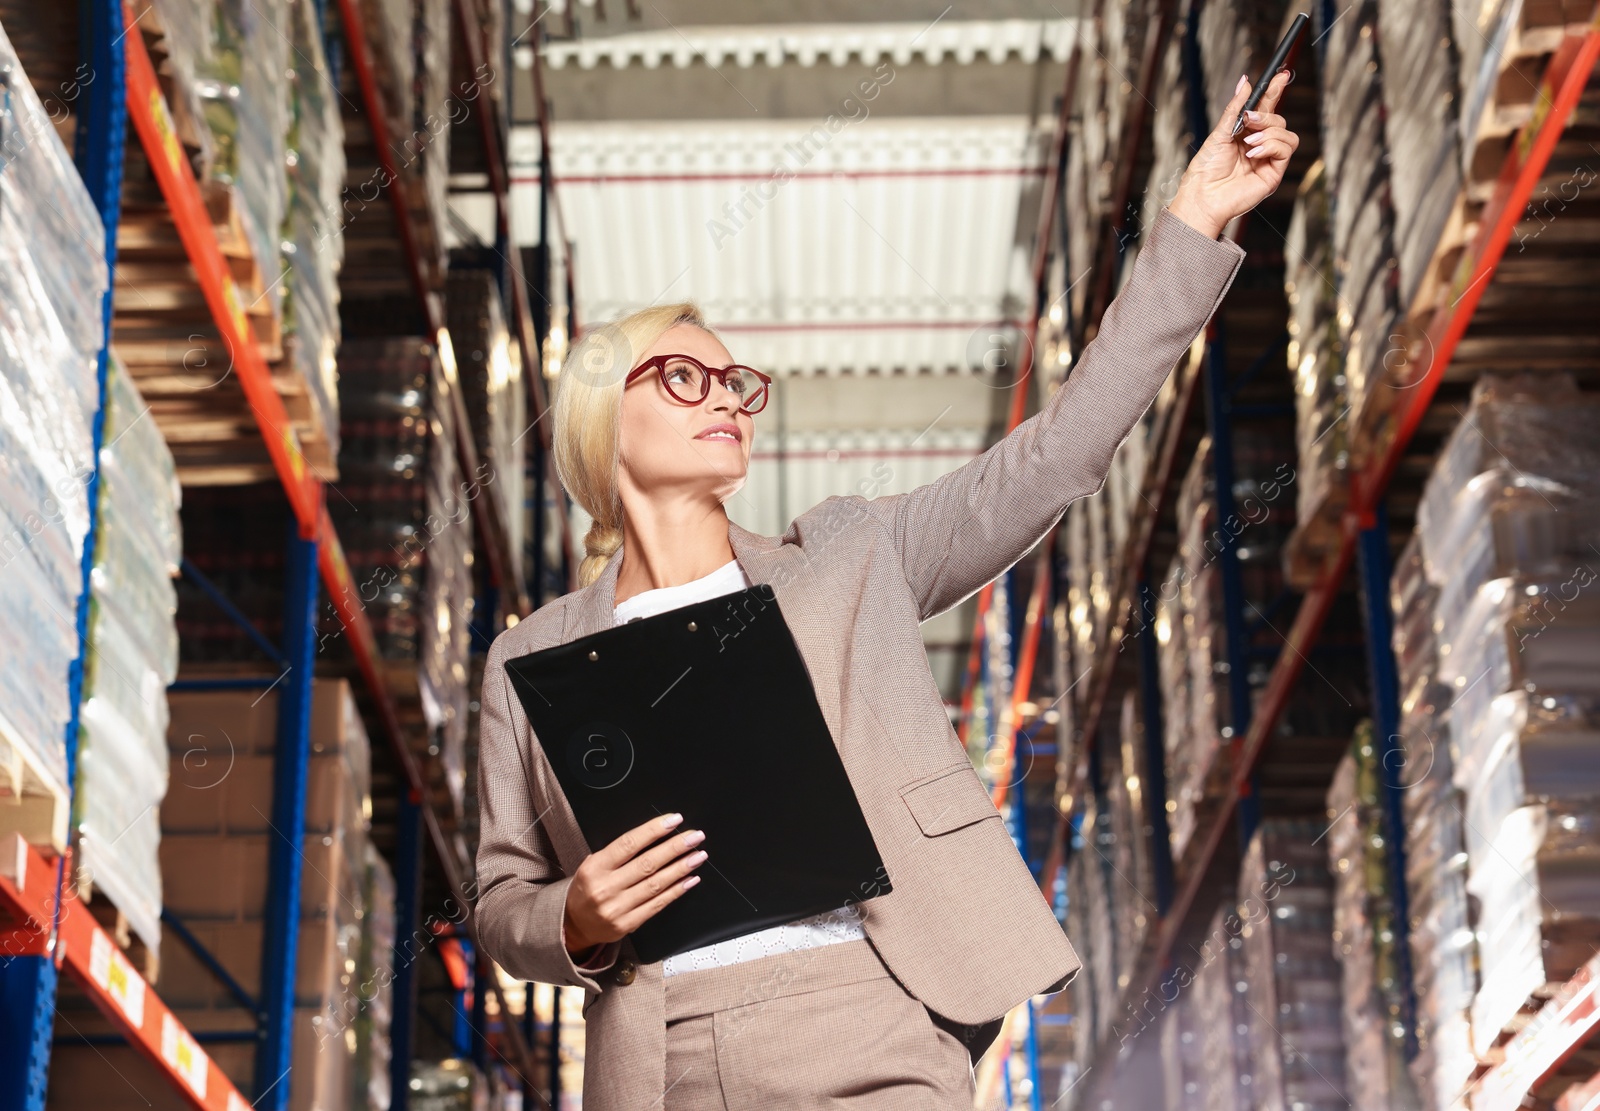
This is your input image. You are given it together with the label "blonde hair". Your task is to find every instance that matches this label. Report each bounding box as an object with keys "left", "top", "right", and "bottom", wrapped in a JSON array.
[{"left": 552, "top": 302, "right": 714, "bottom": 588}]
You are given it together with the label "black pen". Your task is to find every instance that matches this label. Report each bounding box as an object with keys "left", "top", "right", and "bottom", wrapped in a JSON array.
[{"left": 1231, "top": 13, "right": 1309, "bottom": 138}]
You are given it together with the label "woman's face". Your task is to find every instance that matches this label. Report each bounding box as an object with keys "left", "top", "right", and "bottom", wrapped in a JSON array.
[{"left": 618, "top": 323, "right": 755, "bottom": 504}]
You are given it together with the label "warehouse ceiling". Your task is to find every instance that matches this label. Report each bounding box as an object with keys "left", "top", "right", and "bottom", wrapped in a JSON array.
[{"left": 500, "top": 1, "right": 1087, "bottom": 376}]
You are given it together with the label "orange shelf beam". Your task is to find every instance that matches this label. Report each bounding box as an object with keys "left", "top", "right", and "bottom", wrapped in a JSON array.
[{"left": 1, "top": 836, "right": 250, "bottom": 1111}]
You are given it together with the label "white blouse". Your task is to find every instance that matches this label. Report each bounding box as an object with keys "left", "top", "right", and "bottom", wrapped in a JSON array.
[{"left": 613, "top": 557, "right": 867, "bottom": 977}]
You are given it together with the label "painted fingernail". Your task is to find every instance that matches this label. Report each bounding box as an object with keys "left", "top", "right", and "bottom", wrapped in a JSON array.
[
  {"left": 1245, "top": 110, "right": 1262, "bottom": 123},
  {"left": 1244, "top": 132, "right": 1264, "bottom": 145},
  {"left": 688, "top": 850, "right": 708, "bottom": 865},
  {"left": 682, "top": 875, "right": 701, "bottom": 890},
  {"left": 1237, "top": 74, "right": 1249, "bottom": 93},
  {"left": 683, "top": 829, "right": 705, "bottom": 847},
  {"left": 662, "top": 812, "right": 683, "bottom": 828},
  {"left": 1246, "top": 147, "right": 1267, "bottom": 159}
]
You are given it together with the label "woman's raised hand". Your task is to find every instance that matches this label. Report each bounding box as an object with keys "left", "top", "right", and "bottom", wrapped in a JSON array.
[
  {"left": 562, "top": 812, "right": 708, "bottom": 955},
  {"left": 1168, "top": 70, "right": 1299, "bottom": 239}
]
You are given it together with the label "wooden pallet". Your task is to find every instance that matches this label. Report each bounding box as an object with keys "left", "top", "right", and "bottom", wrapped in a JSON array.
[
  {"left": 1461, "top": 0, "right": 1596, "bottom": 205},
  {"left": 1282, "top": 480, "right": 1350, "bottom": 591},
  {"left": 83, "top": 895, "right": 162, "bottom": 985},
  {"left": 0, "top": 712, "right": 70, "bottom": 855}
]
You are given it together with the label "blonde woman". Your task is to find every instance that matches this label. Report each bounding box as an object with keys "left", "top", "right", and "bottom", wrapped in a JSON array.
[{"left": 475, "top": 73, "right": 1297, "bottom": 1110}]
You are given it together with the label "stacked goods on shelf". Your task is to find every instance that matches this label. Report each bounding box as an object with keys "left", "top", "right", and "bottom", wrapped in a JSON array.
[
  {"left": 1159, "top": 993, "right": 1205, "bottom": 1111},
  {"left": 334, "top": 339, "right": 474, "bottom": 817},
  {"left": 447, "top": 266, "right": 526, "bottom": 585},
  {"left": 1326, "top": 728, "right": 1417, "bottom": 1111},
  {"left": 1282, "top": 160, "right": 1349, "bottom": 584},
  {"left": 1392, "top": 535, "right": 1478, "bottom": 1111},
  {"left": 143, "top": 0, "right": 292, "bottom": 326},
  {"left": 1159, "top": 439, "right": 1227, "bottom": 863},
  {"left": 1109, "top": 692, "right": 1155, "bottom": 982},
  {"left": 351, "top": 0, "right": 450, "bottom": 283},
  {"left": 1197, "top": 0, "right": 1284, "bottom": 127},
  {"left": 1065, "top": 851, "right": 1098, "bottom": 1083},
  {"left": 1081, "top": 792, "right": 1119, "bottom": 1048},
  {"left": 45, "top": 680, "right": 384, "bottom": 1111},
  {"left": 1420, "top": 374, "right": 1600, "bottom": 1055},
  {"left": 1192, "top": 901, "right": 1252, "bottom": 1111},
  {"left": 160, "top": 680, "right": 372, "bottom": 1111},
  {"left": 1316, "top": 0, "right": 1403, "bottom": 452},
  {"left": 74, "top": 358, "right": 183, "bottom": 952},
  {"left": 353, "top": 842, "right": 397, "bottom": 1111},
  {"left": 1237, "top": 820, "right": 1350, "bottom": 1111},
  {"left": 280, "top": 0, "right": 347, "bottom": 463},
  {"left": 1135, "top": 29, "right": 1191, "bottom": 266},
  {"left": 1374, "top": 0, "right": 1462, "bottom": 311},
  {"left": 0, "top": 21, "right": 108, "bottom": 841}
]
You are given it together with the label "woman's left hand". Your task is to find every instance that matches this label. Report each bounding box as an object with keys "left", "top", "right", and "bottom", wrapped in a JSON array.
[{"left": 1168, "top": 70, "right": 1299, "bottom": 239}]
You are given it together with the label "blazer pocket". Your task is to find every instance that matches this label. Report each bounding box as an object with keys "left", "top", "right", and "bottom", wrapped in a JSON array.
[{"left": 899, "top": 762, "right": 1001, "bottom": 836}]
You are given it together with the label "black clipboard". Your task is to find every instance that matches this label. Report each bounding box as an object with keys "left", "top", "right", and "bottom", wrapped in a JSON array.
[{"left": 504, "top": 585, "right": 891, "bottom": 964}]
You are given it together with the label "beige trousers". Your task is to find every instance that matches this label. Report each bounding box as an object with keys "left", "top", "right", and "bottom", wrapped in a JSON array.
[{"left": 661, "top": 938, "right": 981, "bottom": 1110}]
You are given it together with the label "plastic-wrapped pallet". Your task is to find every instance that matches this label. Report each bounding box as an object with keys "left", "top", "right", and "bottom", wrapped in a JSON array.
[
  {"left": 1375, "top": 0, "right": 1464, "bottom": 307},
  {"left": 447, "top": 266, "right": 526, "bottom": 586},
  {"left": 334, "top": 339, "right": 475, "bottom": 818},
  {"left": 1317, "top": 0, "right": 1403, "bottom": 429},
  {"left": 1419, "top": 376, "right": 1600, "bottom": 1056},
  {"left": 1160, "top": 992, "right": 1206, "bottom": 1111},
  {"left": 353, "top": 842, "right": 396, "bottom": 1111},
  {"left": 1134, "top": 30, "right": 1192, "bottom": 266},
  {"left": 1192, "top": 902, "right": 1251, "bottom": 1111},
  {"left": 0, "top": 20, "right": 107, "bottom": 808},
  {"left": 415, "top": 0, "right": 452, "bottom": 276},
  {"left": 1156, "top": 552, "right": 1200, "bottom": 859},
  {"left": 1415, "top": 374, "right": 1600, "bottom": 639},
  {"left": 1326, "top": 730, "right": 1419, "bottom": 1111},
  {"left": 75, "top": 358, "right": 182, "bottom": 952},
  {"left": 1197, "top": 0, "right": 1285, "bottom": 124},
  {"left": 1284, "top": 161, "right": 1349, "bottom": 540},
  {"left": 281, "top": 0, "right": 347, "bottom": 459},
  {"left": 1112, "top": 692, "right": 1156, "bottom": 971},
  {"left": 1398, "top": 679, "right": 1477, "bottom": 1111},
  {"left": 1238, "top": 819, "right": 1350, "bottom": 1111}
]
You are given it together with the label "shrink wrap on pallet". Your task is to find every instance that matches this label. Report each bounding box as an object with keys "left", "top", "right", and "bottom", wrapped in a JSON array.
[
  {"left": 0, "top": 21, "right": 107, "bottom": 795},
  {"left": 1238, "top": 820, "right": 1350, "bottom": 1111},
  {"left": 75, "top": 359, "right": 183, "bottom": 952}
]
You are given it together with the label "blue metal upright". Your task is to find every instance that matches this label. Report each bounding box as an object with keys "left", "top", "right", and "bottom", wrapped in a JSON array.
[
  {"left": 390, "top": 790, "right": 424, "bottom": 1111},
  {"left": 256, "top": 526, "right": 320, "bottom": 1106},
  {"left": 0, "top": 4, "right": 126, "bottom": 1109},
  {"left": 1200, "top": 322, "right": 1261, "bottom": 847},
  {"left": 1355, "top": 507, "right": 1418, "bottom": 1057}
]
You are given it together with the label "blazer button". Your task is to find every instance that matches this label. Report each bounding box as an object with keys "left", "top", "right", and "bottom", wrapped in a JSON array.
[{"left": 613, "top": 959, "right": 638, "bottom": 985}]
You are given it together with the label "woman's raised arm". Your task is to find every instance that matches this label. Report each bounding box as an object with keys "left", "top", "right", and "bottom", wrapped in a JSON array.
[
  {"left": 840, "top": 208, "right": 1244, "bottom": 622},
  {"left": 832, "top": 71, "right": 1295, "bottom": 622}
]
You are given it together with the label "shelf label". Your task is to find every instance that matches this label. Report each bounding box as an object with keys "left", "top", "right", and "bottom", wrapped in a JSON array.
[
  {"left": 147, "top": 89, "right": 184, "bottom": 176},
  {"left": 160, "top": 1012, "right": 209, "bottom": 1099},
  {"left": 221, "top": 277, "right": 250, "bottom": 344},
  {"left": 88, "top": 929, "right": 145, "bottom": 1029}
]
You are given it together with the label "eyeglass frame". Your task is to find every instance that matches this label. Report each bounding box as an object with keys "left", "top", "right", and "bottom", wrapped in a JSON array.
[{"left": 623, "top": 353, "right": 774, "bottom": 415}]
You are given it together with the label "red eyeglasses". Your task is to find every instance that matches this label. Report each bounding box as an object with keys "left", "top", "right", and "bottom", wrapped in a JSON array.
[{"left": 624, "top": 354, "right": 773, "bottom": 415}]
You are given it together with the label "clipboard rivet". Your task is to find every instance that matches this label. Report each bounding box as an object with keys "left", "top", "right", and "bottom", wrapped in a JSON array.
[
  {"left": 587, "top": 650, "right": 598, "bottom": 661},
  {"left": 686, "top": 621, "right": 698, "bottom": 632}
]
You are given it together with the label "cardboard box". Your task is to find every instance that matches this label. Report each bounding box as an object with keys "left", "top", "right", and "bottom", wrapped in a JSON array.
[
  {"left": 47, "top": 1005, "right": 353, "bottom": 1111},
  {"left": 160, "top": 832, "right": 359, "bottom": 921},
  {"left": 156, "top": 912, "right": 357, "bottom": 1010},
  {"left": 162, "top": 750, "right": 365, "bottom": 838}
]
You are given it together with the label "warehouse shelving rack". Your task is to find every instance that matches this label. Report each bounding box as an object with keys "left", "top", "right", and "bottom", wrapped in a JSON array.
[
  {"left": 0, "top": 1, "right": 558, "bottom": 1108},
  {"left": 950, "top": 1, "right": 1600, "bottom": 1106}
]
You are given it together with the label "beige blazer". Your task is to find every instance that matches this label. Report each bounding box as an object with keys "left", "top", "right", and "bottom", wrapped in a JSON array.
[{"left": 473, "top": 208, "right": 1245, "bottom": 1110}]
